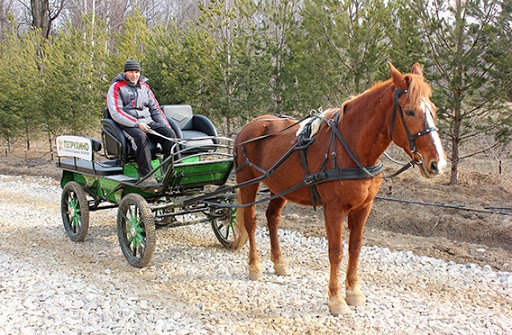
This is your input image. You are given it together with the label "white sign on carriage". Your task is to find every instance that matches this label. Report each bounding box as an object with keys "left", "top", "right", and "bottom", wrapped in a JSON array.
[{"left": 56, "top": 135, "right": 93, "bottom": 161}]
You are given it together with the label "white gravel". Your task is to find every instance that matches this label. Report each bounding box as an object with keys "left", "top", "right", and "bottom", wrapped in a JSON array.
[{"left": 0, "top": 174, "right": 511, "bottom": 335}]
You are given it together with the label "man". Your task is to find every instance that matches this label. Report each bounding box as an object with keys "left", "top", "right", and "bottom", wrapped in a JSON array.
[{"left": 106, "top": 60, "right": 177, "bottom": 184}]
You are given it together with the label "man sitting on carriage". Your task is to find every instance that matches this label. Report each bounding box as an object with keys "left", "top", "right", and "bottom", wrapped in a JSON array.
[{"left": 106, "top": 60, "right": 177, "bottom": 184}]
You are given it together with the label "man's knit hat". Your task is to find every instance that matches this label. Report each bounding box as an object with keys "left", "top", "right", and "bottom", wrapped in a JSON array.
[{"left": 124, "top": 60, "right": 141, "bottom": 72}]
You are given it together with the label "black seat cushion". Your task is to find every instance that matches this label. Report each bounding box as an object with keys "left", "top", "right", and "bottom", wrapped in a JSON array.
[
  {"left": 58, "top": 159, "right": 123, "bottom": 176},
  {"left": 101, "top": 108, "right": 161, "bottom": 163},
  {"left": 161, "top": 105, "right": 219, "bottom": 153}
]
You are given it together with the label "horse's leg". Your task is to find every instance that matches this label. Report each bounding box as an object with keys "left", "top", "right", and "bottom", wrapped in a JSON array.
[
  {"left": 266, "top": 196, "right": 290, "bottom": 276},
  {"left": 240, "top": 184, "right": 263, "bottom": 281},
  {"left": 345, "top": 205, "right": 372, "bottom": 306},
  {"left": 323, "top": 203, "right": 349, "bottom": 316}
]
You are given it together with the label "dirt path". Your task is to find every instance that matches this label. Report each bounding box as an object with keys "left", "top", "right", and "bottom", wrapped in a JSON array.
[{"left": 1, "top": 174, "right": 510, "bottom": 334}]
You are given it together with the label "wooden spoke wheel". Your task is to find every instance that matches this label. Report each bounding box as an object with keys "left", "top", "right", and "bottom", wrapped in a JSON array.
[
  {"left": 210, "top": 206, "right": 247, "bottom": 249},
  {"left": 61, "top": 181, "right": 89, "bottom": 242},
  {"left": 117, "top": 194, "right": 156, "bottom": 268}
]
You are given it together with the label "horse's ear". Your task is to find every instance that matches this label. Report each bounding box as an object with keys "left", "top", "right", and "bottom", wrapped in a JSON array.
[
  {"left": 388, "top": 62, "right": 407, "bottom": 89},
  {"left": 411, "top": 63, "right": 423, "bottom": 77}
]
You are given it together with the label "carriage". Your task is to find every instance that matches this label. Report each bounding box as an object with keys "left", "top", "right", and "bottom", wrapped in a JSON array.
[
  {"left": 57, "top": 63, "right": 446, "bottom": 316},
  {"left": 56, "top": 104, "right": 244, "bottom": 268}
]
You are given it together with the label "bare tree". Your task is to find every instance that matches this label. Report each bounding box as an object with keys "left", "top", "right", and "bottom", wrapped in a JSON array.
[
  {"left": 0, "top": 0, "right": 18, "bottom": 35},
  {"left": 30, "top": 0, "right": 66, "bottom": 37},
  {"left": 14, "top": 0, "right": 66, "bottom": 37},
  {"left": 62, "top": 0, "right": 128, "bottom": 35}
]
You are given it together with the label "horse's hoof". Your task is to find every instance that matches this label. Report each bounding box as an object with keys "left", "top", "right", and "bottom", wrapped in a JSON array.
[
  {"left": 346, "top": 292, "right": 365, "bottom": 306},
  {"left": 328, "top": 298, "right": 350, "bottom": 316},
  {"left": 346, "top": 287, "right": 366, "bottom": 306},
  {"left": 249, "top": 271, "right": 263, "bottom": 281},
  {"left": 248, "top": 264, "right": 263, "bottom": 281},
  {"left": 274, "top": 262, "right": 291, "bottom": 276}
]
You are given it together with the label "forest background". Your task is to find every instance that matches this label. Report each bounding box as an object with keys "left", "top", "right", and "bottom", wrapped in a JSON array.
[{"left": 0, "top": 0, "right": 510, "bottom": 184}]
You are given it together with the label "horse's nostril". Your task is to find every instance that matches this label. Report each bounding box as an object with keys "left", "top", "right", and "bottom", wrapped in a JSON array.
[{"left": 430, "top": 161, "right": 439, "bottom": 173}]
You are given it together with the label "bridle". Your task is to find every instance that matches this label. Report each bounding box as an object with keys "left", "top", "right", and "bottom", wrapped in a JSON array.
[{"left": 389, "top": 89, "right": 438, "bottom": 163}]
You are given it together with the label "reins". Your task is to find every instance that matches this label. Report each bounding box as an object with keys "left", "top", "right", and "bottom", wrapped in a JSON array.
[
  {"left": 235, "top": 114, "right": 310, "bottom": 146},
  {"left": 187, "top": 111, "right": 385, "bottom": 208}
]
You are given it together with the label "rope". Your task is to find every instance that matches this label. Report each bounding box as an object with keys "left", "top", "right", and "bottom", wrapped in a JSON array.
[{"left": 375, "top": 196, "right": 512, "bottom": 216}]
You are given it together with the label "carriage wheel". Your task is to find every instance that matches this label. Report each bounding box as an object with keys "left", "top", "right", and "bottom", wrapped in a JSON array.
[
  {"left": 117, "top": 194, "right": 156, "bottom": 268},
  {"left": 61, "top": 181, "right": 90, "bottom": 242},
  {"left": 210, "top": 207, "right": 247, "bottom": 248}
]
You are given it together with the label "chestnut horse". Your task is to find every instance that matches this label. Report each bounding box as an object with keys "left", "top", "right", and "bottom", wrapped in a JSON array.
[{"left": 232, "top": 63, "right": 447, "bottom": 315}]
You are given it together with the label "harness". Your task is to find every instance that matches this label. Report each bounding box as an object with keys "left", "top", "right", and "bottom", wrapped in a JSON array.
[
  {"left": 390, "top": 89, "right": 438, "bottom": 159},
  {"left": 185, "top": 89, "right": 439, "bottom": 208},
  {"left": 233, "top": 111, "right": 385, "bottom": 210},
  {"left": 295, "top": 112, "right": 384, "bottom": 209}
]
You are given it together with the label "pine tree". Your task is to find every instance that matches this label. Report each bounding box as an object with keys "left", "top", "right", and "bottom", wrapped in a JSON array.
[
  {"left": 416, "top": 0, "right": 512, "bottom": 184},
  {"left": 0, "top": 24, "right": 44, "bottom": 151}
]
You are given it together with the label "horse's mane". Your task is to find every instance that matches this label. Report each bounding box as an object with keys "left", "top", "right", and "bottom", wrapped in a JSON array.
[
  {"left": 341, "top": 73, "right": 432, "bottom": 112},
  {"left": 405, "top": 73, "right": 432, "bottom": 106}
]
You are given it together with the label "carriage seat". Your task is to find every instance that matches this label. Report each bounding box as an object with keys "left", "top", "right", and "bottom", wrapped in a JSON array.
[
  {"left": 101, "top": 108, "right": 182, "bottom": 164},
  {"left": 161, "top": 105, "right": 219, "bottom": 153}
]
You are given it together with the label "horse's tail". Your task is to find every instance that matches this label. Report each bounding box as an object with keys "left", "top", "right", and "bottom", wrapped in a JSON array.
[{"left": 232, "top": 189, "right": 248, "bottom": 250}]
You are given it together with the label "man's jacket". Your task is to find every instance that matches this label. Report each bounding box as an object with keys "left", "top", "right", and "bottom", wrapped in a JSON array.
[{"left": 106, "top": 73, "right": 169, "bottom": 128}]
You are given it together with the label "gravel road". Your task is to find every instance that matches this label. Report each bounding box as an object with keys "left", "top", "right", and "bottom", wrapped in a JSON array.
[{"left": 1, "top": 174, "right": 511, "bottom": 335}]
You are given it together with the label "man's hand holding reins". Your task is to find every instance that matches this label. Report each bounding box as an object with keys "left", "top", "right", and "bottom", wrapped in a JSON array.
[{"left": 138, "top": 123, "right": 151, "bottom": 133}]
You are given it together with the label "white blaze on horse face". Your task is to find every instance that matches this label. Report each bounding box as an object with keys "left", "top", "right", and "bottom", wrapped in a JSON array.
[{"left": 421, "top": 99, "right": 447, "bottom": 172}]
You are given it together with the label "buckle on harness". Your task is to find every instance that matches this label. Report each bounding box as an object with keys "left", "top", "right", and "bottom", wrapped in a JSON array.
[
  {"left": 304, "top": 172, "right": 327, "bottom": 185},
  {"left": 304, "top": 175, "right": 315, "bottom": 185}
]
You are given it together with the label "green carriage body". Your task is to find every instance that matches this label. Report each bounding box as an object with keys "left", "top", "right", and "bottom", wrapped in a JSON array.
[
  {"left": 59, "top": 156, "right": 233, "bottom": 205},
  {"left": 56, "top": 134, "right": 242, "bottom": 268}
]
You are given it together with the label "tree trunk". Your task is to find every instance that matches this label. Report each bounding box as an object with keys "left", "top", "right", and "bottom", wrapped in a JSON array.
[
  {"left": 31, "top": 0, "right": 51, "bottom": 38},
  {"left": 449, "top": 88, "right": 462, "bottom": 185},
  {"left": 224, "top": 116, "right": 233, "bottom": 154},
  {"left": 25, "top": 119, "right": 30, "bottom": 151},
  {"left": 449, "top": 2, "right": 465, "bottom": 186},
  {"left": 450, "top": 138, "right": 459, "bottom": 185},
  {"left": 47, "top": 128, "right": 54, "bottom": 161}
]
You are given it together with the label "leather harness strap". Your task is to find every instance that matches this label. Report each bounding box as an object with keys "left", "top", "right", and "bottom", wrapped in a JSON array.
[
  {"left": 296, "top": 111, "right": 384, "bottom": 208},
  {"left": 186, "top": 89, "right": 431, "bottom": 208}
]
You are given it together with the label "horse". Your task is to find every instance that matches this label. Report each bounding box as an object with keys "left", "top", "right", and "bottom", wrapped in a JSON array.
[{"left": 232, "top": 62, "right": 447, "bottom": 316}]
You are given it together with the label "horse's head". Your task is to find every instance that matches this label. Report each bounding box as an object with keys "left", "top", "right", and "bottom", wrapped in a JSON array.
[{"left": 388, "top": 62, "right": 447, "bottom": 178}]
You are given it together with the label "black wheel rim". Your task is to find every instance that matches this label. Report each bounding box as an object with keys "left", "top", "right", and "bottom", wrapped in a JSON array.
[
  {"left": 61, "top": 182, "right": 89, "bottom": 242},
  {"left": 117, "top": 194, "right": 155, "bottom": 268}
]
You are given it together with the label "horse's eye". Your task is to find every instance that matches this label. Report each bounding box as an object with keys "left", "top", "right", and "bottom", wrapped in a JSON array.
[{"left": 405, "top": 109, "right": 415, "bottom": 117}]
